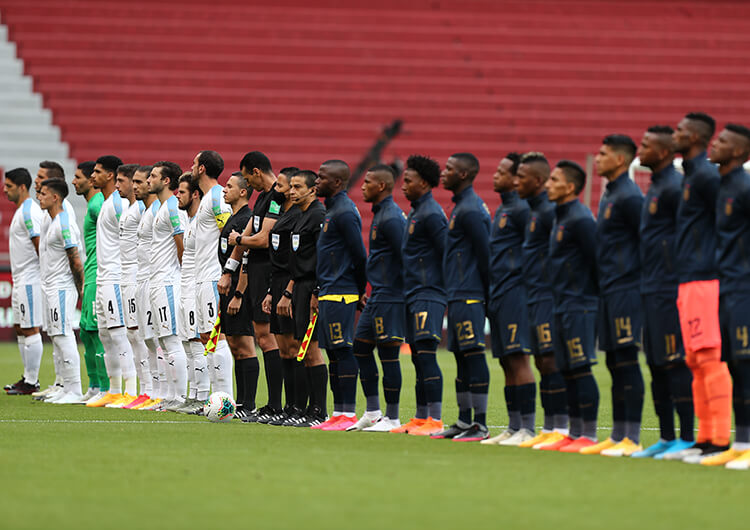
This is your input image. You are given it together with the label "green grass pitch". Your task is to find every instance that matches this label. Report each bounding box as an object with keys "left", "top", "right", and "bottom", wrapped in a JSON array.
[{"left": 1, "top": 342, "right": 748, "bottom": 530}]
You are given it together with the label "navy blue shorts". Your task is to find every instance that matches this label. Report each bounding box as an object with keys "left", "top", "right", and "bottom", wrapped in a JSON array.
[
  {"left": 720, "top": 291, "right": 750, "bottom": 362},
  {"left": 405, "top": 299, "right": 445, "bottom": 344},
  {"left": 447, "top": 299, "right": 487, "bottom": 353},
  {"left": 553, "top": 309, "right": 598, "bottom": 371},
  {"left": 355, "top": 301, "right": 406, "bottom": 344},
  {"left": 528, "top": 300, "right": 555, "bottom": 356},
  {"left": 489, "top": 286, "right": 531, "bottom": 358},
  {"left": 598, "top": 289, "right": 643, "bottom": 352},
  {"left": 318, "top": 296, "right": 357, "bottom": 351},
  {"left": 642, "top": 292, "right": 684, "bottom": 366}
]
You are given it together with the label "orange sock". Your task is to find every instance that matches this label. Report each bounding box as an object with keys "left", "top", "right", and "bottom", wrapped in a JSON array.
[
  {"left": 687, "top": 351, "right": 712, "bottom": 443},
  {"left": 704, "top": 359, "right": 733, "bottom": 446}
]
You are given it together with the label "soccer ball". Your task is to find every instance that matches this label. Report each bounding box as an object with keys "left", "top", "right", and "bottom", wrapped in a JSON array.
[{"left": 203, "top": 392, "right": 236, "bottom": 422}]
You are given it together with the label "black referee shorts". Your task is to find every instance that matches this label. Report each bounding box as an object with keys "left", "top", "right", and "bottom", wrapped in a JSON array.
[
  {"left": 218, "top": 274, "right": 254, "bottom": 337},
  {"left": 270, "top": 271, "right": 295, "bottom": 336},
  {"left": 246, "top": 260, "right": 272, "bottom": 324},
  {"left": 292, "top": 278, "right": 317, "bottom": 342}
]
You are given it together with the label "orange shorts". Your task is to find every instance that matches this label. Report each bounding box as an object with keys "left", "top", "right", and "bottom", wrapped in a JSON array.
[{"left": 676, "top": 280, "right": 721, "bottom": 354}]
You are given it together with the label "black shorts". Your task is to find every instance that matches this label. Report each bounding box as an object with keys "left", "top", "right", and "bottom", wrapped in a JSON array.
[
  {"left": 355, "top": 300, "right": 406, "bottom": 344},
  {"left": 598, "top": 288, "right": 643, "bottom": 352},
  {"left": 528, "top": 300, "right": 555, "bottom": 356},
  {"left": 720, "top": 291, "right": 750, "bottom": 362},
  {"left": 488, "top": 285, "right": 531, "bottom": 358},
  {"left": 218, "top": 275, "right": 254, "bottom": 337},
  {"left": 292, "top": 278, "right": 317, "bottom": 342},
  {"left": 553, "top": 309, "right": 598, "bottom": 372},
  {"left": 447, "top": 299, "right": 487, "bottom": 353},
  {"left": 318, "top": 296, "right": 358, "bottom": 350},
  {"left": 246, "top": 260, "right": 272, "bottom": 324},
  {"left": 269, "top": 271, "right": 295, "bottom": 336},
  {"left": 642, "top": 291, "right": 683, "bottom": 366}
]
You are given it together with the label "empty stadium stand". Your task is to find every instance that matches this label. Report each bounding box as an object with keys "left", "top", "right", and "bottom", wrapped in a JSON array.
[{"left": 1, "top": 0, "right": 750, "bottom": 228}]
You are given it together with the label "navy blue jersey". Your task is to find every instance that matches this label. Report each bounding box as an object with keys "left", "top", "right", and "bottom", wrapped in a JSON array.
[
  {"left": 444, "top": 186, "right": 491, "bottom": 302},
  {"left": 716, "top": 165, "right": 750, "bottom": 294},
  {"left": 549, "top": 199, "right": 598, "bottom": 313},
  {"left": 402, "top": 191, "right": 447, "bottom": 304},
  {"left": 640, "top": 165, "right": 682, "bottom": 294},
  {"left": 489, "top": 191, "right": 530, "bottom": 300},
  {"left": 316, "top": 191, "right": 367, "bottom": 295},
  {"left": 366, "top": 195, "right": 407, "bottom": 303},
  {"left": 522, "top": 191, "right": 556, "bottom": 304},
  {"left": 675, "top": 151, "right": 720, "bottom": 283},
  {"left": 596, "top": 172, "right": 643, "bottom": 293}
]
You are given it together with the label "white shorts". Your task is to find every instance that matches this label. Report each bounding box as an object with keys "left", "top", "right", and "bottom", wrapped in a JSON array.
[
  {"left": 195, "top": 280, "right": 220, "bottom": 334},
  {"left": 12, "top": 283, "right": 43, "bottom": 328},
  {"left": 122, "top": 284, "right": 139, "bottom": 329},
  {"left": 179, "top": 295, "right": 199, "bottom": 341},
  {"left": 44, "top": 288, "right": 78, "bottom": 336},
  {"left": 96, "top": 283, "right": 125, "bottom": 329},
  {"left": 136, "top": 281, "right": 156, "bottom": 341},
  {"left": 150, "top": 284, "right": 181, "bottom": 338}
]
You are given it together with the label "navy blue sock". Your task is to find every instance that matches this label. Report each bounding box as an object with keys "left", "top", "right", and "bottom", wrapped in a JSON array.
[
  {"left": 619, "top": 347, "right": 644, "bottom": 443},
  {"left": 667, "top": 360, "right": 694, "bottom": 442},
  {"left": 730, "top": 361, "right": 750, "bottom": 444},
  {"left": 327, "top": 354, "right": 341, "bottom": 412},
  {"left": 649, "top": 364, "right": 675, "bottom": 441},
  {"left": 353, "top": 340, "right": 379, "bottom": 409},
  {"left": 547, "top": 370, "right": 569, "bottom": 430},
  {"left": 574, "top": 368, "right": 599, "bottom": 439},
  {"left": 335, "top": 346, "right": 358, "bottom": 413},
  {"left": 518, "top": 382, "right": 537, "bottom": 432},
  {"left": 565, "top": 374, "right": 581, "bottom": 438},
  {"left": 454, "top": 351, "right": 472, "bottom": 425},
  {"left": 465, "top": 349, "right": 489, "bottom": 427},
  {"left": 538, "top": 375, "right": 552, "bottom": 430},
  {"left": 416, "top": 340, "right": 443, "bottom": 419},
  {"left": 504, "top": 385, "right": 519, "bottom": 431},
  {"left": 410, "top": 345, "right": 427, "bottom": 419},
  {"left": 606, "top": 351, "right": 625, "bottom": 441},
  {"left": 378, "top": 344, "right": 402, "bottom": 419}
]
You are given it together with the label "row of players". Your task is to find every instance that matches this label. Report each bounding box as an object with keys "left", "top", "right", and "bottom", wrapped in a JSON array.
[{"left": 4, "top": 111, "right": 750, "bottom": 469}]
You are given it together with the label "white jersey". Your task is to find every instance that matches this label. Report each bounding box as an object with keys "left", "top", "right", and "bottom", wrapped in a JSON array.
[
  {"left": 40, "top": 198, "right": 78, "bottom": 242},
  {"left": 150, "top": 195, "right": 187, "bottom": 287},
  {"left": 9, "top": 198, "right": 42, "bottom": 285},
  {"left": 181, "top": 215, "right": 197, "bottom": 293},
  {"left": 95, "top": 190, "right": 124, "bottom": 285},
  {"left": 193, "top": 184, "right": 231, "bottom": 282},
  {"left": 119, "top": 198, "right": 145, "bottom": 285},
  {"left": 39, "top": 210, "right": 80, "bottom": 291},
  {"left": 136, "top": 199, "right": 160, "bottom": 284}
]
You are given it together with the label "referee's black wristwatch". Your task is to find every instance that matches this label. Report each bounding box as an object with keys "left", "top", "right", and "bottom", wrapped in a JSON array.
[
  {"left": 282, "top": 289, "right": 293, "bottom": 299},
  {"left": 233, "top": 290, "right": 244, "bottom": 299}
]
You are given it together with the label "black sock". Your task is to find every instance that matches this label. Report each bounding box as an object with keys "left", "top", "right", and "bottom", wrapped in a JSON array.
[
  {"left": 327, "top": 354, "right": 340, "bottom": 411},
  {"left": 539, "top": 375, "right": 551, "bottom": 430},
  {"left": 547, "top": 370, "right": 569, "bottom": 429},
  {"left": 240, "top": 357, "right": 260, "bottom": 411},
  {"left": 378, "top": 344, "right": 402, "bottom": 419},
  {"left": 234, "top": 358, "right": 246, "bottom": 408},
  {"left": 518, "top": 382, "right": 537, "bottom": 432},
  {"left": 281, "top": 357, "right": 296, "bottom": 408},
  {"left": 606, "top": 351, "right": 625, "bottom": 440},
  {"left": 620, "top": 347, "right": 644, "bottom": 442},
  {"left": 667, "top": 360, "right": 694, "bottom": 441},
  {"left": 574, "top": 368, "right": 599, "bottom": 439},
  {"left": 262, "top": 349, "right": 283, "bottom": 410},
  {"left": 454, "top": 351, "right": 471, "bottom": 425},
  {"left": 335, "top": 346, "right": 358, "bottom": 413},
  {"left": 565, "top": 374, "right": 581, "bottom": 438},
  {"left": 307, "top": 364, "right": 328, "bottom": 417},
  {"left": 465, "top": 350, "right": 489, "bottom": 427},
  {"left": 504, "top": 385, "right": 519, "bottom": 431},
  {"left": 354, "top": 340, "right": 379, "bottom": 407},
  {"left": 417, "top": 340, "right": 442, "bottom": 419},
  {"left": 411, "top": 346, "right": 427, "bottom": 418},
  {"left": 294, "top": 361, "right": 309, "bottom": 411},
  {"left": 649, "top": 364, "right": 675, "bottom": 441}
]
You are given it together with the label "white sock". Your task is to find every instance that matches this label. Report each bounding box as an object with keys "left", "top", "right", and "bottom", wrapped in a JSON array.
[
  {"left": 23, "top": 333, "right": 43, "bottom": 384},
  {"left": 52, "top": 334, "right": 82, "bottom": 396},
  {"left": 184, "top": 341, "right": 196, "bottom": 399},
  {"left": 162, "top": 334, "right": 187, "bottom": 401},
  {"left": 156, "top": 341, "right": 173, "bottom": 400},
  {"left": 127, "top": 328, "right": 151, "bottom": 395},
  {"left": 190, "top": 341, "right": 210, "bottom": 400},
  {"left": 52, "top": 342, "right": 63, "bottom": 386},
  {"left": 99, "top": 327, "right": 122, "bottom": 390},
  {"left": 110, "top": 326, "right": 136, "bottom": 380},
  {"left": 17, "top": 335, "right": 26, "bottom": 379},
  {"left": 146, "top": 339, "right": 160, "bottom": 397},
  {"left": 213, "top": 340, "right": 234, "bottom": 396}
]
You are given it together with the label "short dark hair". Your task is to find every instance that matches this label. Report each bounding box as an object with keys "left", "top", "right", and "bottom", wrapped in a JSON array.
[
  {"left": 116, "top": 163, "right": 139, "bottom": 179},
  {"left": 229, "top": 172, "right": 250, "bottom": 195},
  {"left": 602, "top": 134, "right": 637, "bottom": 162},
  {"left": 136, "top": 165, "right": 153, "bottom": 176},
  {"left": 39, "top": 160, "right": 64, "bottom": 180},
  {"left": 504, "top": 152, "right": 521, "bottom": 175},
  {"left": 77, "top": 161, "right": 95, "bottom": 178},
  {"left": 520, "top": 152, "right": 548, "bottom": 165},
  {"left": 647, "top": 125, "right": 674, "bottom": 135},
  {"left": 685, "top": 112, "right": 716, "bottom": 144},
  {"left": 292, "top": 170, "right": 318, "bottom": 189},
  {"left": 153, "top": 161, "right": 182, "bottom": 191},
  {"left": 367, "top": 163, "right": 397, "bottom": 179},
  {"left": 41, "top": 178, "right": 69, "bottom": 199},
  {"left": 240, "top": 151, "right": 272, "bottom": 174},
  {"left": 556, "top": 160, "right": 587, "bottom": 195},
  {"left": 725, "top": 123, "right": 750, "bottom": 142},
  {"left": 406, "top": 154, "right": 440, "bottom": 188},
  {"left": 197, "top": 150, "right": 224, "bottom": 179},
  {"left": 179, "top": 173, "right": 202, "bottom": 198},
  {"left": 321, "top": 160, "right": 351, "bottom": 181},
  {"left": 279, "top": 167, "right": 299, "bottom": 177},
  {"left": 6, "top": 168, "right": 32, "bottom": 190},
  {"left": 95, "top": 155, "right": 123, "bottom": 175},
  {"left": 450, "top": 152, "right": 480, "bottom": 179}
]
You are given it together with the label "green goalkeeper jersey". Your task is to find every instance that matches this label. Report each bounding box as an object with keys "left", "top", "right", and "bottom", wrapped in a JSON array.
[{"left": 83, "top": 192, "right": 104, "bottom": 286}]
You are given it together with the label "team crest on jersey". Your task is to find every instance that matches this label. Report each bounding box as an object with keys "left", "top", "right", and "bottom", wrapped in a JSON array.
[
  {"left": 449, "top": 217, "right": 455, "bottom": 230},
  {"left": 409, "top": 221, "right": 415, "bottom": 234},
  {"left": 725, "top": 198, "right": 734, "bottom": 216},
  {"left": 220, "top": 237, "right": 228, "bottom": 253},
  {"left": 499, "top": 214, "right": 508, "bottom": 228},
  {"left": 683, "top": 184, "right": 691, "bottom": 201},
  {"left": 292, "top": 234, "right": 300, "bottom": 251},
  {"left": 271, "top": 233, "right": 280, "bottom": 250},
  {"left": 604, "top": 203, "right": 613, "bottom": 219},
  {"left": 529, "top": 217, "right": 536, "bottom": 233},
  {"left": 649, "top": 197, "right": 658, "bottom": 215},
  {"left": 253, "top": 215, "right": 260, "bottom": 232},
  {"left": 371, "top": 226, "right": 377, "bottom": 240},
  {"left": 323, "top": 219, "right": 329, "bottom": 232},
  {"left": 556, "top": 225, "right": 564, "bottom": 242}
]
